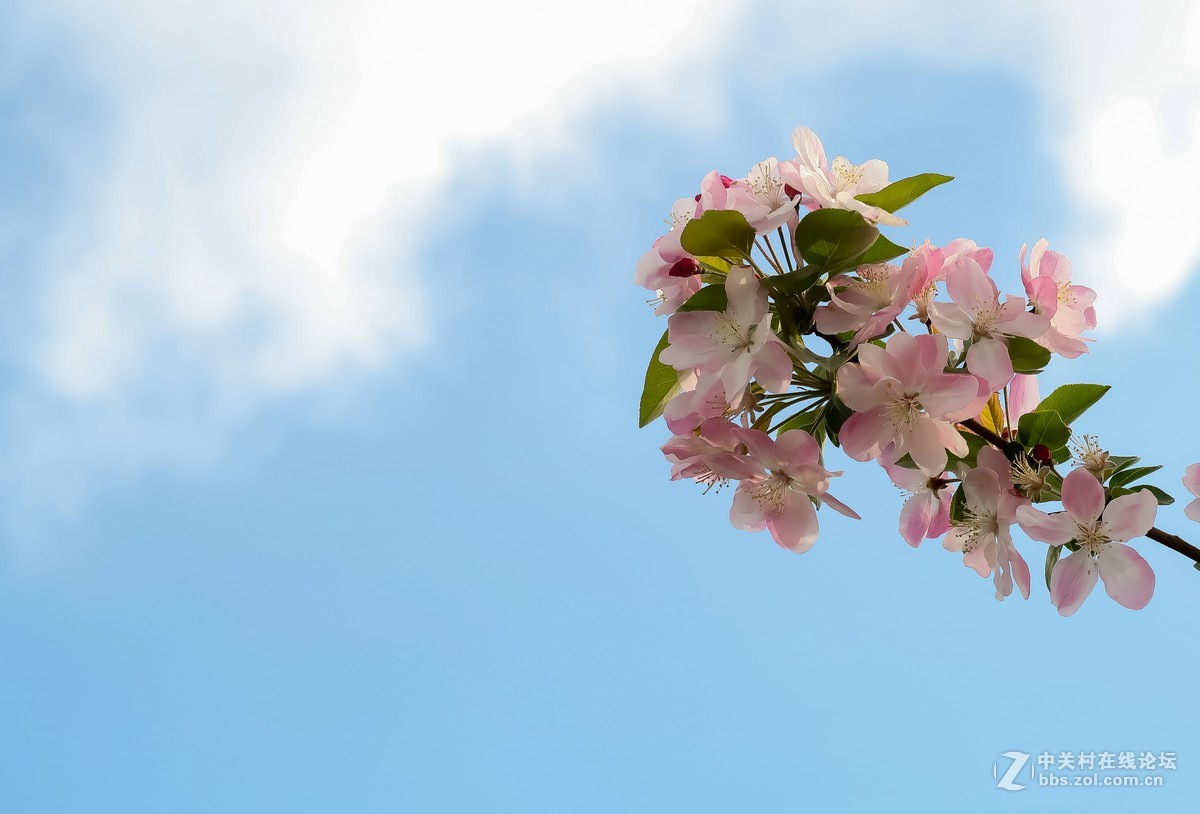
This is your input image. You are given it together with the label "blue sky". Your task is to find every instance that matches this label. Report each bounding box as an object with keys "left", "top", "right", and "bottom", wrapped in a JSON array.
[{"left": 2, "top": 1, "right": 1200, "bottom": 811}]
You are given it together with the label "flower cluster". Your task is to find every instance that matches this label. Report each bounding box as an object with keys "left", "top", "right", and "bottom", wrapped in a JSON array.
[{"left": 636, "top": 125, "right": 1199, "bottom": 616}]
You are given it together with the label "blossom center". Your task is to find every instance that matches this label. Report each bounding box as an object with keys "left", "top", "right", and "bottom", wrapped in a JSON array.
[
  {"left": 713, "top": 314, "right": 756, "bottom": 351},
  {"left": 1010, "top": 456, "right": 1050, "bottom": 498},
  {"left": 971, "top": 301, "right": 1003, "bottom": 339},
  {"left": 886, "top": 394, "right": 925, "bottom": 429},
  {"left": 1075, "top": 519, "right": 1110, "bottom": 554},
  {"left": 831, "top": 157, "right": 865, "bottom": 191},
  {"left": 954, "top": 506, "right": 999, "bottom": 553},
  {"left": 1071, "top": 433, "right": 1111, "bottom": 477},
  {"left": 752, "top": 471, "right": 793, "bottom": 511}
]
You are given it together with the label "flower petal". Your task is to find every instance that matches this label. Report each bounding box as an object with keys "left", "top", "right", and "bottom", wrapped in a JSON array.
[
  {"left": 838, "top": 408, "right": 888, "bottom": 462},
  {"left": 775, "top": 428, "right": 820, "bottom": 467},
  {"left": 965, "top": 338, "right": 1014, "bottom": 390},
  {"left": 1049, "top": 552, "right": 1100, "bottom": 616},
  {"left": 1183, "top": 463, "right": 1200, "bottom": 500},
  {"left": 905, "top": 417, "right": 950, "bottom": 476},
  {"left": 768, "top": 491, "right": 820, "bottom": 552},
  {"left": 730, "top": 483, "right": 768, "bottom": 531},
  {"left": 1015, "top": 505, "right": 1077, "bottom": 546},
  {"left": 1008, "top": 543, "right": 1032, "bottom": 600},
  {"left": 919, "top": 373, "right": 980, "bottom": 418},
  {"left": 898, "top": 492, "right": 935, "bottom": 547},
  {"left": 1096, "top": 543, "right": 1155, "bottom": 610},
  {"left": 1060, "top": 468, "right": 1105, "bottom": 525},
  {"left": 819, "top": 491, "right": 860, "bottom": 520},
  {"left": 1100, "top": 489, "right": 1158, "bottom": 542}
]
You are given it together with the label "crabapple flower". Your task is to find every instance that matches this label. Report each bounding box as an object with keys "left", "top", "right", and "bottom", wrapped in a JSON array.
[
  {"left": 1021, "top": 239, "right": 1097, "bottom": 358},
  {"left": 634, "top": 231, "right": 703, "bottom": 315},
  {"left": 1070, "top": 434, "right": 1113, "bottom": 479},
  {"left": 780, "top": 126, "right": 907, "bottom": 227},
  {"left": 730, "top": 428, "right": 859, "bottom": 552},
  {"left": 661, "top": 371, "right": 723, "bottom": 435},
  {"left": 880, "top": 454, "right": 952, "bottom": 547},
  {"left": 941, "top": 237, "right": 994, "bottom": 275},
  {"left": 1016, "top": 468, "right": 1157, "bottom": 615},
  {"left": 813, "top": 262, "right": 917, "bottom": 347},
  {"left": 904, "top": 241, "right": 946, "bottom": 323},
  {"left": 1183, "top": 464, "right": 1200, "bottom": 523},
  {"left": 659, "top": 266, "right": 792, "bottom": 403},
  {"left": 928, "top": 258, "right": 1049, "bottom": 389},
  {"left": 725, "top": 158, "right": 802, "bottom": 234},
  {"left": 661, "top": 418, "right": 762, "bottom": 488},
  {"left": 943, "top": 447, "right": 1032, "bottom": 599},
  {"left": 836, "top": 333, "right": 984, "bottom": 475},
  {"left": 695, "top": 170, "right": 734, "bottom": 213}
]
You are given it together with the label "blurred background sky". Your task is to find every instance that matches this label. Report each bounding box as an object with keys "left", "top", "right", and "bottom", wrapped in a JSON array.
[{"left": 2, "top": 0, "right": 1200, "bottom": 811}]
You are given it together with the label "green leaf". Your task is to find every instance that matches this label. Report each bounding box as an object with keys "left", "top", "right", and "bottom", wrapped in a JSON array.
[
  {"left": 677, "top": 284, "right": 728, "bottom": 312},
  {"left": 762, "top": 267, "right": 822, "bottom": 297},
  {"left": 1035, "top": 384, "right": 1111, "bottom": 427},
  {"left": 793, "top": 209, "right": 879, "bottom": 273},
  {"left": 856, "top": 234, "right": 909, "bottom": 265},
  {"left": 1044, "top": 545, "right": 1061, "bottom": 591},
  {"left": 1137, "top": 485, "right": 1176, "bottom": 506},
  {"left": 1006, "top": 336, "right": 1052, "bottom": 375},
  {"left": 694, "top": 255, "right": 732, "bottom": 274},
  {"left": 1017, "top": 410, "right": 1070, "bottom": 450},
  {"left": 823, "top": 396, "right": 854, "bottom": 436},
  {"left": 638, "top": 330, "right": 681, "bottom": 428},
  {"left": 1107, "top": 455, "right": 1140, "bottom": 477},
  {"left": 854, "top": 173, "right": 954, "bottom": 213},
  {"left": 773, "top": 408, "right": 822, "bottom": 436},
  {"left": 1109, "top": 465, "right": 1163, "bottom": 489},
  {"left": 949, "top": 483, "right": 968, "bottom": 524},
  {"left": 680, "top": 210, "right": 756, "bottom": 261}
]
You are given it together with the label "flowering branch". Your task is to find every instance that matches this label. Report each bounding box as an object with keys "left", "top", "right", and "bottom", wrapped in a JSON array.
[
  {"left": 959, "top": 420, "right": 1200, "bottom": 567},
  {"left": 635, "top": 125, "right": 1200, "bottom": 615}
]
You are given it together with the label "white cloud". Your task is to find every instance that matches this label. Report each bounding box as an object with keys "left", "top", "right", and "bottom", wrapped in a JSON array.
[
  {"left": 763, "top": 0, "right": 1200, "bottom": 321},
  {"left": 0, "top": 0, "right": 730, "bottom": 530}
]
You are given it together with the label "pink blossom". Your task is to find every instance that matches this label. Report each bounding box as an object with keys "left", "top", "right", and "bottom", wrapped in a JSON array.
[
  {"left": 1016, "top": 468, "right": 1157, "bottom": 615},
  {"left": 941, "top": 237, "right": 994, "bottom": 274},
  {"left": 661, "top": 418, "right": 762, "bottom": 487},
  {"left": 661, "top": 371, "right": 725, "bottom": 435},
  {"left": 634, "top": 230, "right": 703, "bottom": 315},
  {"left": 880, "top": 453, "right": 952, "bottom": 547},
  {"left": 836, "top": 332, "right": 985, "bottom": 475},
  {"left": 779, "top": 126, "right": 907, "bottom": 227},
  {"left": 1021, "top": 239, "right": 1096, "bottom": 358},
  {"left": 730, "top": 428, "right": 859, "bottom": 552},
  {"left": 942, "top": 447, "right": 1032, "bottom": 599},
  {"left": 904, "top": 241, "right": 947, "bottom": 323},
  {"left": 725, "top": 158, "right": 802, "bottom": 234},
  {"left": 696, "top": 170, "right": 734, "bottom": 213},
  {"left": 1183, "top": 463, "right": 1200, "bottom": 524},
  {"left": 659, "top": 267, "right": 793, "bottom": 403},
  {"left": 928, "top": 257, "right": 1049, "bottom": 390},
  {"left": 1007, "top": 373, "right": 1040, "bottom": 424},
  {"left": 813, "top": 262, "right": 918, "bottom": 347}
]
